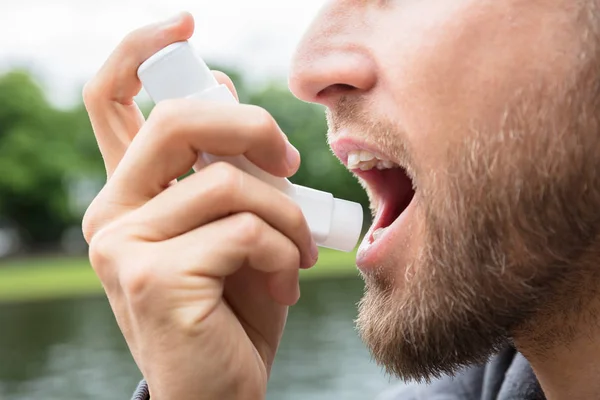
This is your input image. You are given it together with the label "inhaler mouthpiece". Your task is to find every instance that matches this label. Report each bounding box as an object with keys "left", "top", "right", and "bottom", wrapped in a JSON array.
[{"left": 138, "top": 41, "right": 364, "bottom": 252}]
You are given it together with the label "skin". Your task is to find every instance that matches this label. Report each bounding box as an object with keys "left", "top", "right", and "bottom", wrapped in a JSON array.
[
  {"left": 83, "top": 2, "right": 600, "bottom": 400},
  {"left": 291, "top": 0, "right": 600, "bottom": 399},
  {"left": 83, "top": 13, "right": 317, "bottom": 400}
]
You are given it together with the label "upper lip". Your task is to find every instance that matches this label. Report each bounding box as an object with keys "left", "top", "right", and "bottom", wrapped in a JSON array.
[{"left": 329, "top": 136, "right": 399, "bottom": 169}]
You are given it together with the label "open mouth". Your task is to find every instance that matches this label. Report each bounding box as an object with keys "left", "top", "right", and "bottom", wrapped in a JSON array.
[{"left": 345, "top": 150, "right": 415, "bottom": 243}]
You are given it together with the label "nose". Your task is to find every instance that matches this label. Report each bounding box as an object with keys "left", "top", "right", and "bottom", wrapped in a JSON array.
[{"left": 289, "top": 4, "right": 377, "bottom": 108}]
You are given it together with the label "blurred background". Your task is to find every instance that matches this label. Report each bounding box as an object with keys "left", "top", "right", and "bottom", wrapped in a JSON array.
[{"left": 0, "top": 1, "right": 399, "bottom": 399}]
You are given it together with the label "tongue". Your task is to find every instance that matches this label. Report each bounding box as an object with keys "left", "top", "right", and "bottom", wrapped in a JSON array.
[{"left": 378, "top": 168, "right": 414, "bottom": 228}]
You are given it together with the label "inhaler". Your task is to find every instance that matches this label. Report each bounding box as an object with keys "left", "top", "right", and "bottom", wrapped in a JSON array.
[{"left": 137, "top": 41, "right": 363, "bottom": 252}]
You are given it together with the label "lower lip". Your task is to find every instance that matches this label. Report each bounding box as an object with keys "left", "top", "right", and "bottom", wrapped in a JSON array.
[{"left": 356, "top": 197, "right": 417, "bottom": 271}]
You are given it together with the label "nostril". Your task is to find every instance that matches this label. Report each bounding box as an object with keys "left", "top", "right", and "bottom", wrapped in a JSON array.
[
  {"left": 289, "top": 49, "right": 377, "bottom": 105},
  {"left": 317, "top": 83, "right": 357, "bottom": 99}
]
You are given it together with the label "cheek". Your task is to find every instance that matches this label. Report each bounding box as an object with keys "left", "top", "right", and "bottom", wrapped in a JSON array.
[{"left": 371, "top": 0, "right": 581, "bottom": 174}]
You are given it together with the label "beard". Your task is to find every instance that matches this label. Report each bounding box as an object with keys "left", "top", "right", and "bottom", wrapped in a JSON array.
[{"left": 333, "top": 57, "right": 600, "bottom": 382}]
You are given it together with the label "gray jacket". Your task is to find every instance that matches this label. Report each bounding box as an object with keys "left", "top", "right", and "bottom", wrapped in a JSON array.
[
  {"left": 131, "top": 347, "right": 545, "bottom": 399},
  {"left": 376, "top": 347, "right": 544, "bottom": 400}
]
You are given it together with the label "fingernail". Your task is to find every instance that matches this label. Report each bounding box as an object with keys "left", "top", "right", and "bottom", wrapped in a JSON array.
[
  {"left": 310, "top": 241, "right": 319, "bottom": 263},
  {"left": 286, "top": 142, "right": 301, "bottom": 171}
]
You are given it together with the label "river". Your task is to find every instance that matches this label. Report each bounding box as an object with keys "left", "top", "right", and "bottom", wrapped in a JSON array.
[{"left": 0, "top": 277, "right": 397, "bottom": 399}]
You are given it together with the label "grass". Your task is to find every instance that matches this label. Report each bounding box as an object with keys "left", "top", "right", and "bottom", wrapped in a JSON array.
[{"left": 0, "top": 248, "right": 359, "bottom": 303}]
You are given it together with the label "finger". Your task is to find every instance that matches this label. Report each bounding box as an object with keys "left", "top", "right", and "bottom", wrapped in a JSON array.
[
  {"left": 223, "top": 267, "right": 291, "bottom": 371},
  {"left": 163, "top": 212, "right": 302, "bottom": 305},
  {"left": 86, "top": 221, "right": 142, "bottom": 361},
  {"left": 190, "top": 71, "right": 240, "bottom": 172},
  {"left": 110, "top": 101, "right": 301, "bottom": 201},
  {"left": 83, "top": 12, "right": 195, "bottom": 178},
  {"left": 212, "top": 71, "right": 240, "bottom": 102},
  {"left": 126, "top": 162, "right": 317, "bottom": 269}
]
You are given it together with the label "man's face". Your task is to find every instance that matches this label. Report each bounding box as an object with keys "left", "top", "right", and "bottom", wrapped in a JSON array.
[{"left": 290, "top": 0, "right": 600, "bottom": 380}]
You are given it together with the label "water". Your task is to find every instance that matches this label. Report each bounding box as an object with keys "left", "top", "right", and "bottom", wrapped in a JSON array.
[{"left": 0, "top": 277, "right": 396, "bottom": 400}]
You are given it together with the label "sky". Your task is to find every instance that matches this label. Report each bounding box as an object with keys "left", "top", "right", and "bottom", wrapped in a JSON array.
[{"left": 0, "top": 0, "right": 325, "bottom": 107}]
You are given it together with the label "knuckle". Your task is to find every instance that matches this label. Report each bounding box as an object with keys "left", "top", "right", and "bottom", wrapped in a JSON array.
[
  {"left": 119, "top": 261, "right": 159, "bottom": 302},
  {"left": 147, "top": 99, "right": 183, "bottom": 133},
  {"left": 207, "top": 162, "right": 243, "bottom": 195},
  {"left": 88, "top": 223, "right": 123, "bottom": 280},
  {"left": 81, "top": 187, "right": 114, "bottom": 244},
  {"left": 235, "top": 212, "right": 264, "bottom": 246},
  {"left": 82, "top": 80, "right": 101, "bottom": 107},
  {"left": 289, "top": 203, "right": 308, "bottom": 233},
  {"left": 81, "top": 210, "right": 97, "bottom": 245},
  {"left": 247, "top": 105, "right": 277, "bottom": 136},
  {"left": 120, "top": 26, "right": 152, "bottom": 54},
  {"left": 121, "top": 28, "right": 141, "bottom": 46},
  {"left": 82, "top": 208, "right": 97, "bottom": 245},
  {"left": 245, "top": 105, "right": 287, "bottom": 157},
  {"left": 81, "top": 195, "right": 106, "bottom": 244}
]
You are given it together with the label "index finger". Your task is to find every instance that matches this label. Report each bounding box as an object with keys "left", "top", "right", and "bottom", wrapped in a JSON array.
[{"left": 83, "top": 12, "right": 195, "bottom": 177}]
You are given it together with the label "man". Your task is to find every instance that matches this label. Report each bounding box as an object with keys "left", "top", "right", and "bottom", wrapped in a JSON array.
[{"left": 82, "top": 1, "right": 600, "bottom": 399}]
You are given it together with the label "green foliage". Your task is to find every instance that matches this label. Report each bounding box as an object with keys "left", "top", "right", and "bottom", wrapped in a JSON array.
[
  {"left": 0, "top": 68, "right": 369, "bottom": 248},
  {"left": 0, "top": 71, "right": 96, "bottom": 244}
]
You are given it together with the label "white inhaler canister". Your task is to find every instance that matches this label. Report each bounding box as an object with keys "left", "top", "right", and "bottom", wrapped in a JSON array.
[{"left": 137, "top": 41, "right": 363, "bottom": 252}]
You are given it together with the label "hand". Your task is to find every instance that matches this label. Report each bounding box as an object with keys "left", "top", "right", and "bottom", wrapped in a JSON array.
[{"left": 81, "top": 12, "right": 318, "bottom": 400}]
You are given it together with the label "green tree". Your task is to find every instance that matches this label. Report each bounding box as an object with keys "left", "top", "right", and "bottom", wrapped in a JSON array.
[
  {"left": 0, "top": 71, "right": 96, "bottom": 246},
  {"left": 0, "top": 67, "right": 370, "bottom": 250}
]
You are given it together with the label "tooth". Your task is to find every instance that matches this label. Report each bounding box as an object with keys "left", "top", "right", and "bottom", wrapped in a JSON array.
[
  {"left": 348, "top": 150, "right": 397, "bottom": 171},
  {"left": 375, "top": 160, "right": 394, "bottom": 170},
  {"left": 359, "top": 160, "right": 377, "bottom": 171},
  {"left": 359, "top": 151, "right": 376, "bottom": 162},
  {"left": 359, "top": 163, "right": 373, "bottom": 171},
  {"left": 372, "top": 227, "right": 388, "bottom": 242},
  {"left": 348, "top": 151, "right": 361, "bottom": 169}
]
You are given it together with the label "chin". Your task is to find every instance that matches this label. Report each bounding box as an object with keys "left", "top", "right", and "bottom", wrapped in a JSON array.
[
  {"left": 329, "top": 66, "right": 600, "bottom": 380},
  {"left": 355, "top": 256, "right": 512, "bottom": 382}
]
